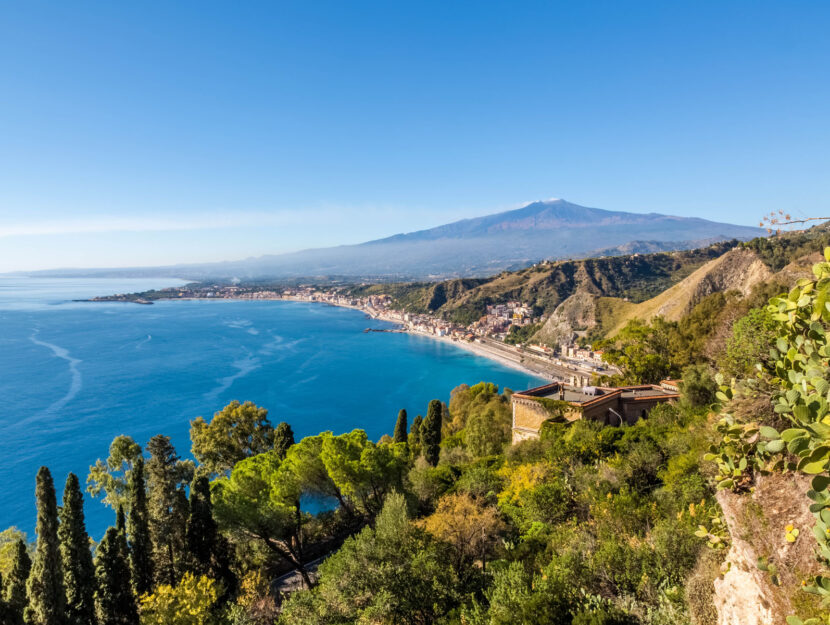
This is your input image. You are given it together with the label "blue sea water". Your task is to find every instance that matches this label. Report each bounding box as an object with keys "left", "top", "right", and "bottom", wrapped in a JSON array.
[{"left": 0, "top": 277, "right": 544, "bottom": 538}]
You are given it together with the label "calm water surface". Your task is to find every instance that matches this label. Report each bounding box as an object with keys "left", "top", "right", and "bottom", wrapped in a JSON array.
[{"left": 0, "top": 277, "right": 543, "bottom": 537}]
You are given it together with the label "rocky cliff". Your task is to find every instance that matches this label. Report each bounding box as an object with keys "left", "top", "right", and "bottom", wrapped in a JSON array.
[{"left": 713, "top": 473, "right": 822, "bottom": 624}]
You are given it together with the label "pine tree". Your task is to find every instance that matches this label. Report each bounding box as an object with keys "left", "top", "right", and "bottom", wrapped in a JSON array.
[
  {"left": 59, "top": 473, "right": 96, "bottom": 625},
  {"left": 146, "top": 435, "right": 191, "bottom": 586},
  {"left": 25, "top": 466, "right": 66, "bottom": 625},
  {"left": 422, "top": 400, "right": 443, "bottom": 466},
  {"left": 274, "top": 421, "right": 295, "bottom": 459},
  {"left": 94, "top": 527, "right": 138, "bottom": 625},
  {"left": 393, "top": 409, "right": 408, "bottom": 444},
  {"left": 126, "top": 456, "right": 154, "bottom": 596},
  {"left": 5, "top": 539, "right": 31, "bottom": 625}
]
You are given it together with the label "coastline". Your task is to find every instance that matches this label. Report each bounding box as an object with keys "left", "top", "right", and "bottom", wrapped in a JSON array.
[{"left": 353, "top": 304, "right": 557, "bottom": 382}]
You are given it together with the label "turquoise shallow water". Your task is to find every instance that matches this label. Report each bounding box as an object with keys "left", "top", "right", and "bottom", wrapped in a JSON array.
[{"left": 0, "top": 277, "right": 543, "bottom": 537}]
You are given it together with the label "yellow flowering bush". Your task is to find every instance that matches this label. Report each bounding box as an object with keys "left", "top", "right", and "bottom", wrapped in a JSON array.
[{"left": 139, "top": 573, "right": 220, "bottom": 625}]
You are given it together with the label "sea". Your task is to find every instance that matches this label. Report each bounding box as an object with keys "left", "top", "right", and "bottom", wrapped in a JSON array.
[{"left": 0, "top": 277, "right": 544, "bottom": 538}]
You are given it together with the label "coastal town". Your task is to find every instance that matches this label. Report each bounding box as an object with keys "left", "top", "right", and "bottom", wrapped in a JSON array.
[{"left": 91, "top": 283, "right": 615, "bottom": 382}]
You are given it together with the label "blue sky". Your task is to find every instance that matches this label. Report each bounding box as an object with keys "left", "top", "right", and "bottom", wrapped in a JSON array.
[{"left": 1, "top": 1, "right": 828, "bottom": 272}]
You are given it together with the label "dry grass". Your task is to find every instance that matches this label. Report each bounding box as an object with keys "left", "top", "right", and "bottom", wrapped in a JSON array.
[{"left": 607, "top": 249, "right": 772, "bottom": 336}]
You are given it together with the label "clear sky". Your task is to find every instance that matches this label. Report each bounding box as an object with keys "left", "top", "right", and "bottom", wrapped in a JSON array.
[{"left": 1, "top": 1, "right": 828, "bottom": 272}]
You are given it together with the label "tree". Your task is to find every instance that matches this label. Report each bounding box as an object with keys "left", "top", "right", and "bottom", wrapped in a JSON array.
[
  {"left": 320, "top": 430, "right": 408, "bottom": 516},
  {"left": 190, "top": 400, "right": 275, "bottom": 475},
  {"left": 279, "top": 492, "right": 459, "bottom": 625},
  {"left": 393, "top": 409, "right": 408, "bottom": 444},
  {"left": 4, "top": 539, "right": 31, "bottom": 625},
  {"left": 447, "top": 382, "right": 506, "bottom": 436},
  {"left": 94, "top": 527, "right": 138, "bottom": 625},
  {"left": 139, "top": 573, "right": 220, "bottom": 625},
  {"left": 59, "top": 473, "right": 96, "bottom": 625},
  {"left": 420, "top": 492, "right": 505, "bottom": 575},
  {"left": 409, "top": 415, "right": 423, "bottom": 457},
  {"left": 25, "top": 466, "right": 65, "bottom": 625},
  {"left": 470, "top": 560, "right": 573, "bottom": 625},
  {"left": 186, "top": 475, "right": 236, "bottom": 597},
  {"left": 212, "top": 450, "right": 312, "bottom": 588},
  {"left": 465, "top": 407, "right": 509, "bottom": 457},
  {"left": 126, "top": 457, "right": 154, "bottom": 596},
  {"left": 116, "top": 506, "right": 126, "bottom": 533},
  {"left": 280, "top": 434, "right": 350, "bottom": 513},
  {"left": 596, "top": 318, "right": 676, "bottom": 384},
  {"left": 274, "top": 422, "right": 295, "bottom": 460},
  {"left": 410, "top": 415, "right": 423, "bottom": 443},
  {"left": 146, "top": 435, "right": 193, "bottom": 586},
  {"left": 115, "top": 506, "right": 130, "bottom": 576},
  {"left": 679, "top": 364, "right": 717, "bottom": 408},
  {"left": 422, "top": 400, "right": 443, "bottom": 466},
  {"left": 0, "top": 571, "right": 7, "bottom": 624},
  {"left": 722, "top": 307, "right": 777, "bottom": 377},
  {"left": 0, "top": 527, "right": 28, "bottom": 576},
  {"left": 87, "top": 435, "right": 143, "bottom": 511}
]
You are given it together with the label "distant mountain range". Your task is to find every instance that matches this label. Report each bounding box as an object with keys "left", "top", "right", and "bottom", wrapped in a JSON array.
[{"left": 23, "top": 199, "right": 765, "bottom": 280}]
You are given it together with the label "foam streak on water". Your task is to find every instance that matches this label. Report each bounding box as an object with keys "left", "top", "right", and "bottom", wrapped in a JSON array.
[{"left": 29, "top": 332, "right": 83, "bottom": 417}]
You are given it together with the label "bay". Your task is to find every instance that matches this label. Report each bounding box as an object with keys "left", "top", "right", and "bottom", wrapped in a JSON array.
[{"left": 0, "top": 277, "right": 543, "bottom": 537}]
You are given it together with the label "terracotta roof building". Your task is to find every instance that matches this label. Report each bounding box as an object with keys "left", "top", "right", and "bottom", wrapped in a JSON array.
[{"left": 511, "top": 380, "right": 681, "bottom": 443}]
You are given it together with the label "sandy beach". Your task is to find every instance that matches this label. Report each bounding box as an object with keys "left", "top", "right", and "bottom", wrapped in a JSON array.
[{"left": 358, "top": 306, "right": 558, "bottom": 382}]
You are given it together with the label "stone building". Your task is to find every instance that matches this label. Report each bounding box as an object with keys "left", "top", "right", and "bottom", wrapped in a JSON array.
[{"left": 511, "top": 380, "right": 681, "bottom": 443}]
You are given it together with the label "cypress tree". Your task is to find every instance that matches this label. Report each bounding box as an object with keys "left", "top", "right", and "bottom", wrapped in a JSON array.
[
  {"left": 114, "top": 505, "right": 131, "bottom": 581},
  {"left": 126, "top": 456, "right": 154, "bottom": 596},
  {"left": 94, "top": 527, "right": 138, "bottom": 625},
  {"left": 5, "top": 539, "right": 31, "bottom": 625},
  {"left": 146, "top": 435, "right": 190, "bottom": 586},
  {"left": 185, "top": 476, "right": 215, "bottom": 575},
  {"left": 185, "top": 476, "right": 237, "bottom": 597},
  {"left": 410, "top": 415, "right": 423, "bottom": 443},
  {"left": 0, "top": 572, "right": 7, "bottom": 624},
  {"left": 115, "top": 506, "right": 125, "bottom": 534},
  {"left": 274, "top": 421, "right": 295, "bottom": 459},
  {"left": 59, "top": 473, "right": 96, "bottom": 625},
  {"left": 393, "top": 409, "right": 408, "bottom": 444},
  {"left": 25, "top": 466, "right": 65, "bottom": 625},
  {"left": 422, "top": 400, "right": 443, "bottom": 466}
]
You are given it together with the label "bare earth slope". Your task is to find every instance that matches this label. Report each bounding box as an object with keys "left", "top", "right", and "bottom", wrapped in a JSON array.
[{"left": 605, "top": 247, "right": 773, "bottom": 335}]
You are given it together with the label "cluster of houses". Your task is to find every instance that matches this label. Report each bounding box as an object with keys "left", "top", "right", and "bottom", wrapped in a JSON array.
[{"left": 469, "top": 301, "right": 536, "bottom": 335}]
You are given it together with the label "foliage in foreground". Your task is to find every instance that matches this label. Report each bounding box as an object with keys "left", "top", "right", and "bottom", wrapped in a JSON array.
[{"left": 708, "top": 248, "right": 830, "bottom": 624}]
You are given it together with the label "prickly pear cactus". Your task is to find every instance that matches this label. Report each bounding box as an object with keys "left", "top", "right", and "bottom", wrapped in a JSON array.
[{"left": 711, "top": 248, "right": 830, "bottom": 623}]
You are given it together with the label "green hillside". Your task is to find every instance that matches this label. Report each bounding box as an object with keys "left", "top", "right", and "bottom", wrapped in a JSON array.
[{"left": 351, "top": 240, "right": 738, "bottom": 326}]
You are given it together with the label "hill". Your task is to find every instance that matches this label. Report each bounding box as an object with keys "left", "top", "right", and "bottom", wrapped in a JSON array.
[
  {"left": 21, "top": 199, "right": 763, "bottom": 280},
  {"left": 357, "top": 225, "right": 830, "bottom": 346},
  {"left": 352, "top": 240, "right": 740, "bottom": 326}
]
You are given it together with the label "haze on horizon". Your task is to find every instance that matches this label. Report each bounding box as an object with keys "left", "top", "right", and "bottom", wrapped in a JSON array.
[{"left": 1, "top": 1, "right": 829, "bottom": 273}]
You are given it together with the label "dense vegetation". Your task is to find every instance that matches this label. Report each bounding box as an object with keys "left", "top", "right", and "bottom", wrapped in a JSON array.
[{"left": 0, "top": 370, "right": 726, "bottom": 625}]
